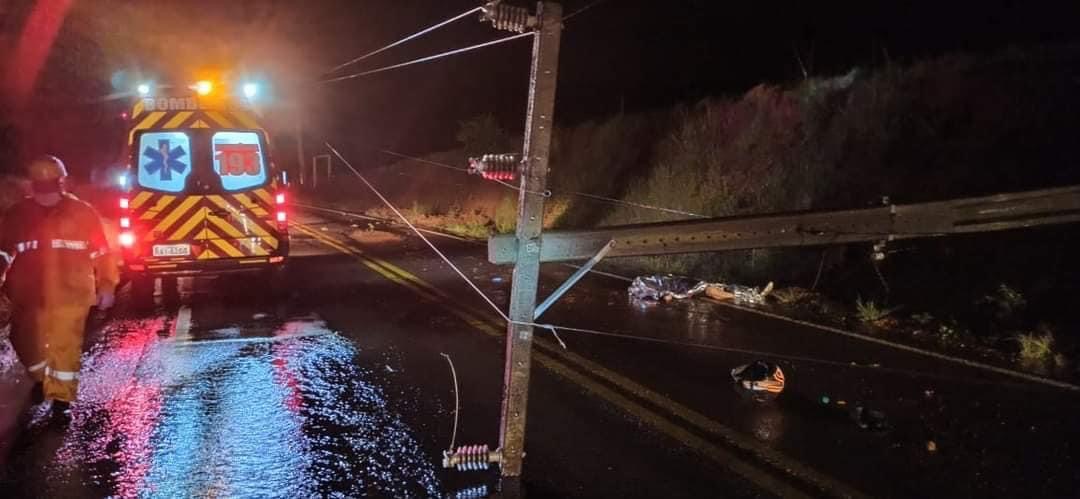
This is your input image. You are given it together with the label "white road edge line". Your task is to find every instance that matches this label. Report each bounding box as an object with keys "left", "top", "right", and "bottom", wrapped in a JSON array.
[
  {"left": 168, "top": 331, "right": 331, "bottom": 346},
  {"left": 595, "top": 265, "right": 1079, "bottom": 391},
  {"left": 718, "top": 301, "right": 1080, "bottom": 392},
  {"left": 171, "top": 306, "right": 192, "bottom": 341}
]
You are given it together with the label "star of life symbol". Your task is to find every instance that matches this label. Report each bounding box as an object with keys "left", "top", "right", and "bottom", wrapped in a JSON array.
[{"left": 143, "top": 139, "right": 188, "bottom": 181}]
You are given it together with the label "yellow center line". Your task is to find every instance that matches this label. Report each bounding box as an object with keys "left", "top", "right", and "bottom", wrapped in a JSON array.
[
  {"left": 294, "top": 222, "right": 865, "bottom": 498},
  {"left": 292, "top": 224, "right": 443, "bottom": 303}
]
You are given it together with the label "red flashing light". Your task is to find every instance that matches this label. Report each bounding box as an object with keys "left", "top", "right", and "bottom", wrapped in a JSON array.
[
  {"left": 481, "top": 171, "right": 515, "bottom": 181},
  {"left": 275, "top": 192, "right": 286, "bottom": 204},
  {"left": 119, "top": 197, "right": 130, "bottom": 209},
  {"left": 120, "top": 217, "right": 131, "bottom": 228},
  {"left": 276, "top": 211, "right": 287, "bottom": 223},
  {"left": 119, "top": 231, "right": 135, "bottom": 248},
  {"left": 269, "top": 256, "right": 285, "bottom": 264}
]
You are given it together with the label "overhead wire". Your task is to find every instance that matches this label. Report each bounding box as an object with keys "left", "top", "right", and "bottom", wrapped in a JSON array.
[
  {"left": 559, "top": 190, "right": 707, "bottom": 218},
  {"left": 325, "top": 6, "right": 484, "bottom": 76},
  {"left": 320, "top": 0, "right": 616, "bottom": 83},
  {"left": 379, "top": 149, "right": 471, "bottom": 172},
  {"left": 326, "top": 142, "right": 510, "bottom": 320},
  {"left": 321, "top": 32, "right": 535, "bottom": 83},
  {"left": 564, "top": 0, "right": 614, "bottom": 22}
]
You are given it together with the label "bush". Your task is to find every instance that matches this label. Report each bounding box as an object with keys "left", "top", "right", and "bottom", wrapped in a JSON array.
[
  {"left": 979, "top": 283, "right": 1027, "bottom": 320},
  {"left": 1015, "top": 326, "right": 1056, "bottom": 371}
]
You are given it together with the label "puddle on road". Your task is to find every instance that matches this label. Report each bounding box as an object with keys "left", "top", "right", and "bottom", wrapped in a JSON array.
[{"left": 23, "top": 315, "right": 440, "bottom": 498}]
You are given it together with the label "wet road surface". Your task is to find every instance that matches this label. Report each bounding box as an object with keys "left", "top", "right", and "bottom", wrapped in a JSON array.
[{"left": 1, "top": 209, "right": 1078, "bottom": 498}]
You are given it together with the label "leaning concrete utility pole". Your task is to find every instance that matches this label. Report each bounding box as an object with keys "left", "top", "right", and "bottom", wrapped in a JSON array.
[{"left": 497, "top": 1, "right": 562, "bottom": 477}]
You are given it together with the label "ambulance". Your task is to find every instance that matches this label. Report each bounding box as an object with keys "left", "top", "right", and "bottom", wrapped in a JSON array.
[{"left": 117, "top": 80, "right": 289, "bottom": 292}]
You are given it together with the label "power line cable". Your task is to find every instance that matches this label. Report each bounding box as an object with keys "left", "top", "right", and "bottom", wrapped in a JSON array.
[
  {"left": 558, "top": 190, "right": 706, "bottom": 218},
  {"left": 380, "top": 149, "right": 471, "bottom": 172},
  {"left": 325, "top": 6, "right": 484, "bottom": 76},
  {"left": 326, "top": 142, "right": 509, "bottom": 318},
  {"left": 564, "top": 0, "right": 614, "bottom": 22},
  {"left": 322, "top": 32, "right": 534, "bottom": 83}
]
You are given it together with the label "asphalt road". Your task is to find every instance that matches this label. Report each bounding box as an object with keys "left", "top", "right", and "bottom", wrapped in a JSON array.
[{"left": 1, "top": 209, "right": 1078, "bottom": 498}]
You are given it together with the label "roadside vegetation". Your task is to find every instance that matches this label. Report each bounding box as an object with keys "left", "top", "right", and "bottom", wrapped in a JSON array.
[{"left": 310, "top": 45, "right": 1080, "bottom": 379}]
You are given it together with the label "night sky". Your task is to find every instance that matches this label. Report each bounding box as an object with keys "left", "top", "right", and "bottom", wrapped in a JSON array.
[
  {"left": 300, "top": 0, "right": 1080, "bottom": 156},
  {"left": 6, "top": 0, "right": 1080, "bottom": 167}
]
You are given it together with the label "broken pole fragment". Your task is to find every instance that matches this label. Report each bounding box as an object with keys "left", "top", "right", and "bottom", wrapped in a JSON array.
[{"left": 488, "top": 184, "right": 1080, "bottom": 264}]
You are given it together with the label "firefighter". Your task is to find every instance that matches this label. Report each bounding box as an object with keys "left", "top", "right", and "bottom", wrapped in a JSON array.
[{"left": 0, "top": 155, "right": 118, "bottom": 421}]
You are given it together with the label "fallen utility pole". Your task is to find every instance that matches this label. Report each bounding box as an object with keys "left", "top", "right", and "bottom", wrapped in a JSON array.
[{"left": 489, "top": 184, "right": 1080, "bottom": 264}]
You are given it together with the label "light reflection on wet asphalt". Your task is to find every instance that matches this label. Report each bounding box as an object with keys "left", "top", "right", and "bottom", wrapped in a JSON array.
[{"left": 34, "top": 314, "right": 440, "bottom": 498}]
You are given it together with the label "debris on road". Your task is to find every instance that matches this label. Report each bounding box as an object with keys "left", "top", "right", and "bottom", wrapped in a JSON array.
[
  {"left": 731, "top": 360, "right": 786, "bottom": 401},
  {"left": 349, "top": 229, "right": 404, "bottom": 245},
  {"left": 851, "top": 404, "right": 889, "bottom": 431},
  {"left": 629, "top": 275, "right": 774, "bottom": 304}
]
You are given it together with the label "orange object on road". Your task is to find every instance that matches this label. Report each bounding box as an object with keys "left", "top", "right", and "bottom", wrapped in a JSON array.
[{"left": 1, "top": 187, "right": 118, "bottom": 402}]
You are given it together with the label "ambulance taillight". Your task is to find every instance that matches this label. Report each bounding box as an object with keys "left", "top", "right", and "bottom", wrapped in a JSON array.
[
  {"left": 118, "top": 197, "right": 134, "bottom": 247},
  {"left": 275, "top": 191, "right": 287, "bottom": 228}
]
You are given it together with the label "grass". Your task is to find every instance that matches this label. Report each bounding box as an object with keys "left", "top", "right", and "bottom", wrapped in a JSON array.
[
  {"left": 855, "top": 296, "right": 901, "bottom": 324},
  {"left": 443, "top": 222, "right": 490, "bottom": 240},
  {"left": 1015, "top": 327, "right": 1056, "bottom": 371},
  {"left": 493, "top": 195, "right": 517, "bottom": 234},
  {"left": 772, "top": 287, "right": 813, "bottom": 304}
]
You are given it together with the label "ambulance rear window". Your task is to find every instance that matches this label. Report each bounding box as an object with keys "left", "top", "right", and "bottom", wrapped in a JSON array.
[
  {"left": 212, "top": 131, "right": 267, "bottom": 191},
  {"left": 136, "top": 131, "right": 192, "bottom": 193}
]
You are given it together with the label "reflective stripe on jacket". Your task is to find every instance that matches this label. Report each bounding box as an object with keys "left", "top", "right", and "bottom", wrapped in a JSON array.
[{"left": 0, "top": 194, "right": 119, "bottom": 307}]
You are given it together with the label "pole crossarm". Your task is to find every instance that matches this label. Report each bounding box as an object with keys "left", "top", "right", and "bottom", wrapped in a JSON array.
[{"left": 489, "top": 184, "right": 1080, "bottom": 264}]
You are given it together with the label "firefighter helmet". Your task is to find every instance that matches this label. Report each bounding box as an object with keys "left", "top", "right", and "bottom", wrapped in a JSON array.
[{"left": 27, "top": 155, "right": 69, "bottom": 183}]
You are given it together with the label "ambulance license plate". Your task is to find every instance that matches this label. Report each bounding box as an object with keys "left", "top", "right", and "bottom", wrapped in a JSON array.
[{"left": 152, "top": 244, "right": 191, "bottom": 257}]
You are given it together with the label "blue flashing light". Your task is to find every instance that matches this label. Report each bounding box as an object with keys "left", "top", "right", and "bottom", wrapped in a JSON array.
[{"left": 243, "top": 82, "right": 259, "bottom": 99}]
